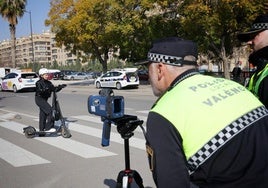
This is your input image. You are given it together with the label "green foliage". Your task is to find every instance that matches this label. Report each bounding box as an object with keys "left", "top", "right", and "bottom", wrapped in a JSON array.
[
  {"left": 0, "top": 0, "right": 26, "bottom": 25},
  {"left": 0, "top": 0, "right": 27, "bottom": 68},
  {"left": 177, "top": 0, "right": 268, "bottom": 78},
  {"left": 178, "top": 0, "right": 267, "bottom": 56},
  {"left": 46, "top": 0, "right": 156, "bottom": 72},
  {"left": 46, "top": 0, "right": 190, "bottom": 74},
  {"left": 45, "top": 0, "right": 268, "bottom": 77}
]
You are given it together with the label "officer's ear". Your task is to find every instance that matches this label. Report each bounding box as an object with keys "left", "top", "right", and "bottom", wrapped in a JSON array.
[{"left": 157, "top": 63, "right": 166, "bottom": 80}]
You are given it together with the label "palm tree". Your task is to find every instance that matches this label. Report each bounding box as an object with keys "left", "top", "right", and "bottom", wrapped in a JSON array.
[{"left": 0, "top": 0, "right": 27, "bottom": 68}]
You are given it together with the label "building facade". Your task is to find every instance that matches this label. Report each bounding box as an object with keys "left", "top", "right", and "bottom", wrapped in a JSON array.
[{"left": 0, "top": 31, "right": 78, "bottom": 68}]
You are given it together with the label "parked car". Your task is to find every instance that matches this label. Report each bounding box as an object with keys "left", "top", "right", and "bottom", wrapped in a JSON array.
[
  {"left": 94, "top": 69, "right": 139, "bottom": 89},
  {"left": 60, "top": 70, "right": 75, "bottom": 80},
  {"left": 85, "top": 71, "right": 102, "bottom": 79},
  {"left": 137, "top": 69, "right": 149, "bottom": 81},
  {"left": 0, "top": 72, "right": 39, "bottom": 92},
  {"left": 53, "top": 71, "right": 63, "bottom": 80},
  {"left": 63, "top": 72, "right": 89, "bottom": 80}
]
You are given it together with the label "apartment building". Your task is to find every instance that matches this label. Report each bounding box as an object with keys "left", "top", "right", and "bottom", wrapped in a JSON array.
[{"left": 0, "top": 31, "right": 78, "bottom": 68}]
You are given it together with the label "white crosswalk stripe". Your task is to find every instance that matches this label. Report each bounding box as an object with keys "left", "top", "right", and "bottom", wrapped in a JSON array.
[
  {"left": 67, "top": 121, "right": 146, "bottom": 150},
  {"left": 0, "top": 138, "right": 50, "bottom": 167},
  {"left": 0, "top": 121, "right": 117, "bottom": 158},
  {"left": 0, "top": 111, "right": 148, "bottom": 168}
]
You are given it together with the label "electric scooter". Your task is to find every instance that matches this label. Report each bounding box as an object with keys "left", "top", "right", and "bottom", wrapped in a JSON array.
[{"left": 23, "top": 84, "right": 72, "bottom": 138}]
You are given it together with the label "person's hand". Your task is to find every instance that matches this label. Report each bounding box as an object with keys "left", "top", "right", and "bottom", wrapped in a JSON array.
[{"left": 55, "top": 84, "right": 67, "bottom": 92}]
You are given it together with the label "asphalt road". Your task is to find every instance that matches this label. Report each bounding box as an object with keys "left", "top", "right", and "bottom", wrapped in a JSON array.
[{"left": 0, "top": 80, "right": 157, "bottom": 188}]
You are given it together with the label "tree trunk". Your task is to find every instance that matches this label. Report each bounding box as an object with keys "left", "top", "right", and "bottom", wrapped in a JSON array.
[
  {"left": 222, "top": 57, "right": 230, "bottom": 79},
  {"left": 220, "top": 39, "right": 230, "bottom": 79},
  {"left": 9, "top": 24, "right": 16, "bottom": 68}
]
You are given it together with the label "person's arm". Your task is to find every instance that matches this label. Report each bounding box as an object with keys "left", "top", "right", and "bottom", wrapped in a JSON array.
[{"left": 146, "top": 112, "right": 191, "bottom": 188}]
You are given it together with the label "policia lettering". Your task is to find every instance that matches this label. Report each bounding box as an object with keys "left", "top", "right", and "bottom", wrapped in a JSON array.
[{"left": 188, "top": 78, "right": 246, "bottom": 107}]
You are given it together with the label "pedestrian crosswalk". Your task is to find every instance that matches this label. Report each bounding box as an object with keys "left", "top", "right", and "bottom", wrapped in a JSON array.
[
  {"left": 0, "top": 138, "right": 50, "bottom": 167},
  {"left": 0, "top": 111, "right": 148, "bottom": 168}
]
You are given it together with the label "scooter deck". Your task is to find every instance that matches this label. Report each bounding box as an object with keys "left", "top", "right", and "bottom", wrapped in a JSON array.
[{"left": 23, "top": 126, "right": 71, "bottom": 138}]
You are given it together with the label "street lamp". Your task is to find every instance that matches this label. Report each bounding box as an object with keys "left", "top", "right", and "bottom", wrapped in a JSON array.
[{"left": 25, "top": 10, "right": 35, "bottom": 72}]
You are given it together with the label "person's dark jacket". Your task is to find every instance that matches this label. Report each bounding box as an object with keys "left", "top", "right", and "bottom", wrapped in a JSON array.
[
  {"left": 35, "top": 78, "right": 55, "bottom": 99},
  {"left": 146, "top": 69, "right": 268, "bottom": 188},
  {"left": 248, "top": 46, "right": 268, "bottom": 108}
]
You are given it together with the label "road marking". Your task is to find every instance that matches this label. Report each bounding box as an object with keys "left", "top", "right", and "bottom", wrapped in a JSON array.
[
  {"left": 136, "top": 110, "right": 150, "bottom": 114},
  {"left": 35, "top": 136, "right": 117, "bottom": 158},
  {"left": 32, "top": 115, "right": 146, "bottom": 150},
  {"left": 0, "top": 110, "right": 147, "bottom": 149},
  {"left": 0, "top": 109, "right": 36, "bottom": 119},
  {"left": 0, "top": 138, "right": 50, "bottom": 167},
  {"left": 0, "top": 121, "right": 117, "bottom": 159},
  {"left": 68, "top": 122, "right": 146, "bottom": 150},
  {"left": 70, "top": 115, "right": 103, "bottom": 123}
]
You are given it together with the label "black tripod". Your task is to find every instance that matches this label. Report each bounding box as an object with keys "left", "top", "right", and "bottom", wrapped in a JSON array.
[{"left": 115, "top": 116, "right": 145, "bottom": 188}]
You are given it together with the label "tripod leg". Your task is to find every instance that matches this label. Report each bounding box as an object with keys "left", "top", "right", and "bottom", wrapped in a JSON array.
[
  {"left": 116, "top": 171, "right": 125, "bottom": 188},
  {"left": 116, "top": 170, "right": 144, "bottom": 188},
  {"left": 132, "top": 170, "right": 144, "bottom": 188}
]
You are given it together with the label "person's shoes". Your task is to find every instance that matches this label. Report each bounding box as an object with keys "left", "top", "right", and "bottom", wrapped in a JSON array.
[{"left": 45, "top": 128, "right": 56, "bottom": 133}]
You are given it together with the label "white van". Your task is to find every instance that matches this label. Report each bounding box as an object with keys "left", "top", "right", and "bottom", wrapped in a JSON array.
[{"left": 0, "top": 67, "right": 17, "bottom": 78}]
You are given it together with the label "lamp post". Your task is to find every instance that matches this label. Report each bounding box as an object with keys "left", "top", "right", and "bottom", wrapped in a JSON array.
[{"left": 25, "top": 10, "right": 35, "bottom": 72}]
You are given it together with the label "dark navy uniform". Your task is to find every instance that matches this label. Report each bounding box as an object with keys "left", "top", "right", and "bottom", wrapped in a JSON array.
[{"left": 146, "top": 69, "right": 268, "bottom": 188}]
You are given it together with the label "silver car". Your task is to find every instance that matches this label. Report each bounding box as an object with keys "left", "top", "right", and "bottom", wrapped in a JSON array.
[{"left": 63, "top": 72, "right": 89, "bottom": 80}]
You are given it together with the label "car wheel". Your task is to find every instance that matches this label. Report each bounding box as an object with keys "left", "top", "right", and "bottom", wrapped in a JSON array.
[
  {"left": 13, "top": 85, "right": 18, "bottom": 93},
  {"left": 96, "top": 81, "right": 101, "bottom": 89},
  {"left": 116, "top": 82, "right": 122, "bottom": 90},
  {"left": 71, "top": 77, "right": 74, "bottom": 80}
]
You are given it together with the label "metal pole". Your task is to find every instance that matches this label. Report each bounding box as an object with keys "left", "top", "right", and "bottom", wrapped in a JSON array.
[{"left": 25, "top": 10, "right": 35, "bottom": 72}]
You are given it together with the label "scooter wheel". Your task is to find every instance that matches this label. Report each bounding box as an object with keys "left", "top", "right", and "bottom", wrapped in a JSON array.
[
  {"left": 61, "top": 127, "right": 72, "bottom": 138},
  {"left": 25, "top": 127, "right": 36, "bottom": 138}
]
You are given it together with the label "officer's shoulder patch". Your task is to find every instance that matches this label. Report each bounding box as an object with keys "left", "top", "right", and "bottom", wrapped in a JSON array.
[{"left": 146, "top": 144, "right": 154, "bottom": 171}]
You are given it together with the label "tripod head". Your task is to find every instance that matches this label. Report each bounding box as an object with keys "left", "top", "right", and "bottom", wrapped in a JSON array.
[{"left": 114, "top": 115, "right": 144, "bottom": 139}]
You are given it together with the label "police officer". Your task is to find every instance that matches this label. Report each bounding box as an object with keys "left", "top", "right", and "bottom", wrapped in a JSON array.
[
  {"left": 237, "top": 14, "right": 268, "bottom": 108},
  {"left": 137, "top": 37, "right": 268, "bottom": 187},
  {"left": 35, "top": 68, "right": 56, "bottom": 132}
]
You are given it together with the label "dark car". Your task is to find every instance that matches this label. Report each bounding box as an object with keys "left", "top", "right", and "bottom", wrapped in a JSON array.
[
  {"left": 53, "top": 72, "right": 63, "bottom": 80},
  {"left": 137, "top": 69, "right": 149, "bottom": 81}
]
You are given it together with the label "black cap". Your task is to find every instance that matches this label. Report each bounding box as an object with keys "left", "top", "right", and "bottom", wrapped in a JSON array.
[
  {"left": 136, "top": 37, "right": 198, "bottom": 66},
  {"left": 237, "top": 14, "right": 268, "bottom": 42}
]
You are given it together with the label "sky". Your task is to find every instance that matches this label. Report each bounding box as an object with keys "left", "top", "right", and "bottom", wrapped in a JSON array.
[{"left": 0, "top": 0, "right": 50, "bottom": 42}]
